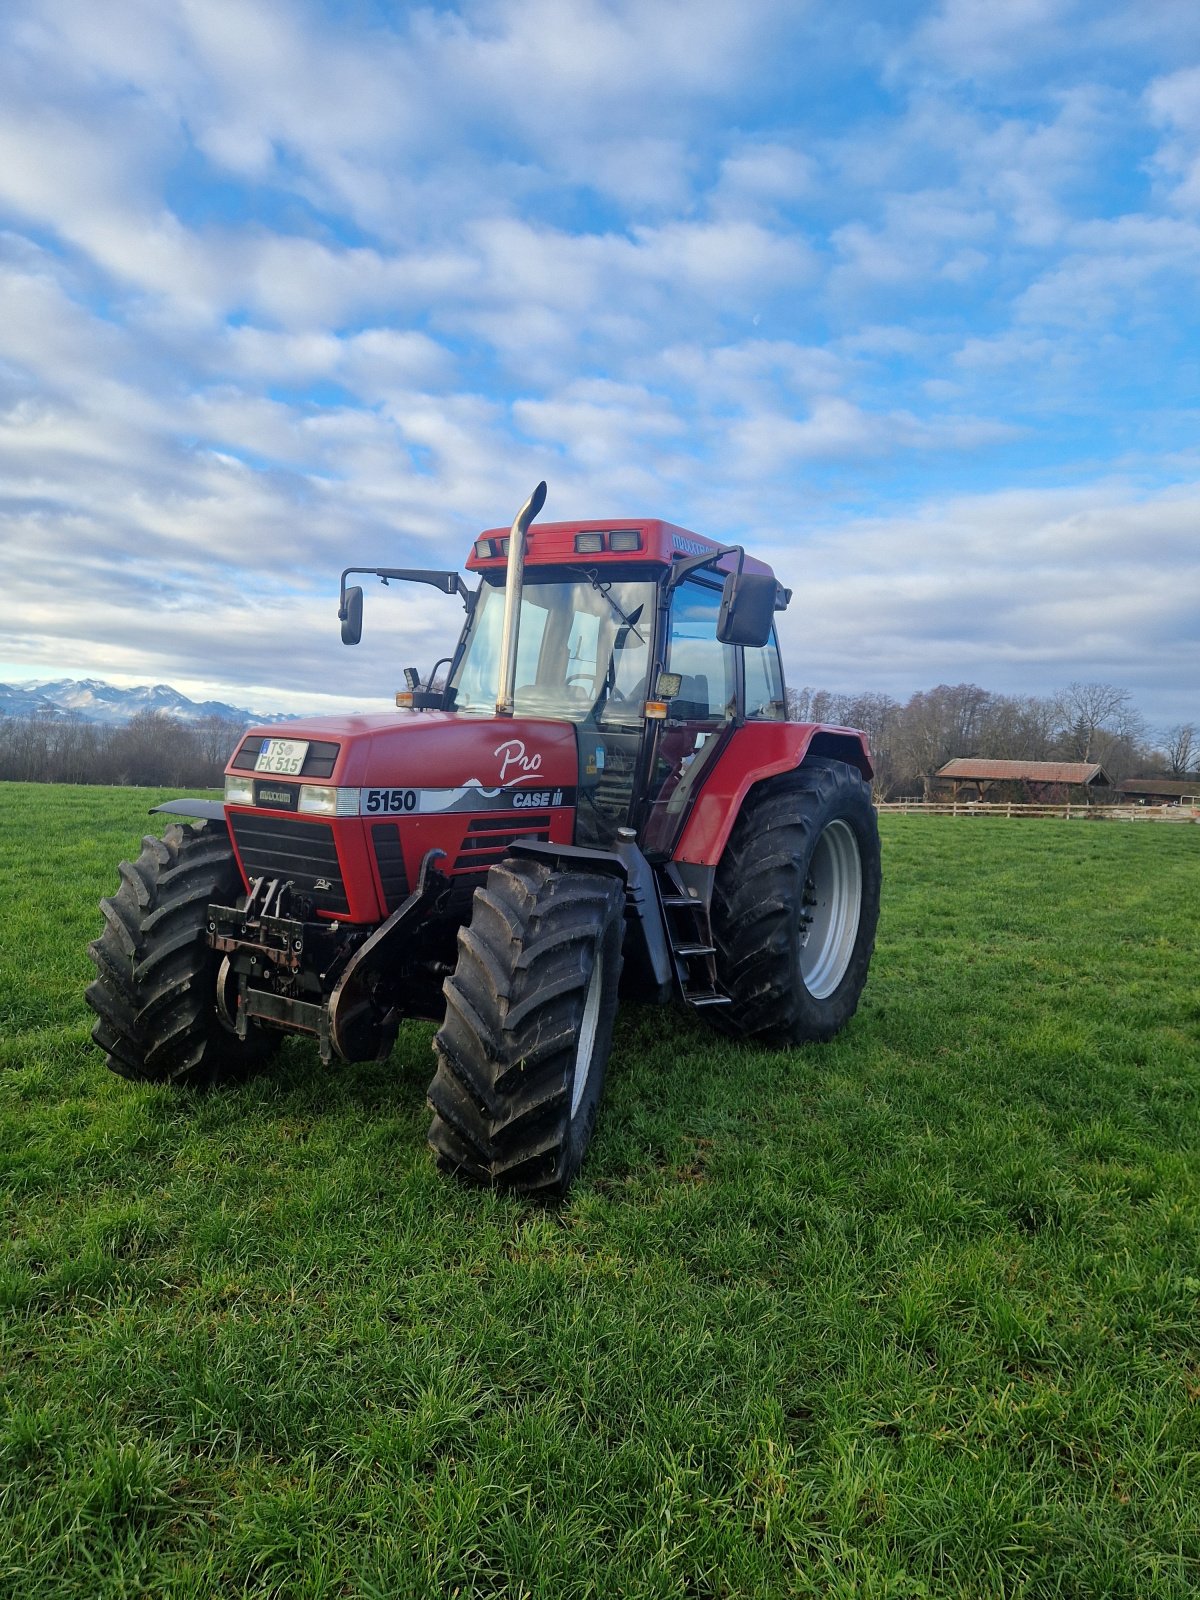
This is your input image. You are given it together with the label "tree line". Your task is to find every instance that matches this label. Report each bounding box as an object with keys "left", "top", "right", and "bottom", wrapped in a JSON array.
[
  {"left": 786, "top": 681, "right": 1196, "bottom": 798},
  {"left": 0, "top": 684, "right": 1194, "bottom": 798},
  {"left": 0, "top": 710, "right": 241, "bottom": 789}
]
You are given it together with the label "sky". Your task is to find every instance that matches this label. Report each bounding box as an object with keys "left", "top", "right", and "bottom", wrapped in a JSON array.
[{"left": 1, "top": 0, "right": 1198, "bottom": 729}]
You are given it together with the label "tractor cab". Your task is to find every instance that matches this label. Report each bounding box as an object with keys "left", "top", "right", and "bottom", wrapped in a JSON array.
[
  {"left": 340, "top": 498, "right": 791, "bottom": 861},
  {"left": 447, "top": 558, "right": 660, "bottom": 846}
]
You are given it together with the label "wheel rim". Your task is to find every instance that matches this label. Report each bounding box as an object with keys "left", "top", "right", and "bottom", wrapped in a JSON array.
[
  {"left": 798, "top": 818, "right": 862, "bottom": 1000},
  {"left": 570, "top": 945, "right": 606, "bottom": 1118}
]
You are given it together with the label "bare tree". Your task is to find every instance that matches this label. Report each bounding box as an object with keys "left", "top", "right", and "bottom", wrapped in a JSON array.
[
  {"left": 44, "top": 712, "right": 101, "bottom": 784},
  {"left": 787, "top": 685, "right": 840, "bottom": 723},
  {"left": 893, "top": 684, "right": 994, "bottom": 795},
  {"left": 977, "top": 694, "right": 1058, "bottom": 761},
  {"left": 831, "top": 691, "right": 900, "bottom": 798},
  {"left": 195, "top": 713, "right": 243, "bottom": 770},
  {"left": 1053, "top": 682, "right": 1142, "bottom": 764},
  {"left": 1094, "top": 731, "right": 1147, "bottom": 787},
  {"left": 1161, "top": 722, "right": 1196, "bottom": 778}
]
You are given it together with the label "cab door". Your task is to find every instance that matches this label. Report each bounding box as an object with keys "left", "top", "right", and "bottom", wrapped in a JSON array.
[
  {"left": 570, "top": 600, "right": 653, "bottom": 846},
  {"left": 641, "top": 577, "right": 737, "bottom": 859}
]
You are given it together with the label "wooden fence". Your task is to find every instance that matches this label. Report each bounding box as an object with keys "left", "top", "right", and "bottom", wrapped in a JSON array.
[{"left": 876, "top": 800, "right": 1200, "bottom": 823}]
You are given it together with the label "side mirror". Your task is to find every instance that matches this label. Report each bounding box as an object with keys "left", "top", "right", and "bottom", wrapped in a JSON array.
[
  {"left": 340, "top": 585, "right": 363, "bottom": 646},
  {"left": 716, "top": 570, "right": 776, "bottom": 648}
]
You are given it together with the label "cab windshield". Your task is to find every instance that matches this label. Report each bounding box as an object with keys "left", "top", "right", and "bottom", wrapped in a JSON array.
[{"left": 450, "top": 574, "right": 657, "bottom": 726}]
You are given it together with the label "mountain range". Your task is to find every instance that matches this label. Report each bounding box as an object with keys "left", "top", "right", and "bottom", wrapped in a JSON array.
[{"left": 0, "top": 678, "right": 278, "bottom": 727}]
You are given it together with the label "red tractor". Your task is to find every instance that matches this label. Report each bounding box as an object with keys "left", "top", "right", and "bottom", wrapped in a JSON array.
[{"left": 87, "top": 485, "right": 881, "bottom": 1194}]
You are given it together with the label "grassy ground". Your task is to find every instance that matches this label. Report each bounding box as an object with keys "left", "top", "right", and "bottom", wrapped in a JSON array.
[{"left": 1, "top": 783, "right": 1197, "bottom": 1599}]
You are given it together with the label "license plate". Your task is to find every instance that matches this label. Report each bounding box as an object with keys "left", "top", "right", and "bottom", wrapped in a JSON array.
[{"left": 254, "top": 738, "right": 310, "bottom": 776}]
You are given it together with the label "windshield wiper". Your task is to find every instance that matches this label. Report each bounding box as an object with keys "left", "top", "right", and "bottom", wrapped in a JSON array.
[{"left": 570, "top": 568, "right": 646, "bottom": 643}]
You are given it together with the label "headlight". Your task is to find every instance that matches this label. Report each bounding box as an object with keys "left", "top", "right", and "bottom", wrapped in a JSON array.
[
  {"left": 224, "top": 775, "right": 255, "bottom": 806},
  {"left": 298, "top": 785, "right": 361, "bottom": 817}
]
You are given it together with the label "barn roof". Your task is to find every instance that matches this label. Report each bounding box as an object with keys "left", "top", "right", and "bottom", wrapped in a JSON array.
[
  {"left": 1118, "top": 777, "right": 1199, "bottom": 798},
  {"left": 936, "top": 759, "right": 1112, "bottom": 786}
]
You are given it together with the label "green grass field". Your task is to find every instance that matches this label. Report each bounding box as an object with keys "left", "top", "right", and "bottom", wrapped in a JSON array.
[{"left": 1, "top": 783, "right": 1197, "bottom": 1599}]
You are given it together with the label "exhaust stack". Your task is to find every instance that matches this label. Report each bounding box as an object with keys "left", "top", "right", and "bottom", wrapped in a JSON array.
[{"left": 495, "top": 480, "right": 547, "bottom": 716}]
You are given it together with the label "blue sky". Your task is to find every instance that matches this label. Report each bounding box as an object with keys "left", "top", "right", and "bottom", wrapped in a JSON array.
[{"left": 1, "top": 0, "right": 1198, "bottom": 727}]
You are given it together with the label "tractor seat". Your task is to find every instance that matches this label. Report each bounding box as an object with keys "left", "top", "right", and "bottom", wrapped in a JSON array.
[{"left": 671, "top": 672, "right": 716, "bottom": 722}]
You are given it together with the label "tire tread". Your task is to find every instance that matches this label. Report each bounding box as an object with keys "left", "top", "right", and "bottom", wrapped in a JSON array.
[
  {"left": 86, "top": 821, "right": 277, "bottom": 1087},
  {"left": 427, "top": 858, "right": 624, "bottom": 1194}
]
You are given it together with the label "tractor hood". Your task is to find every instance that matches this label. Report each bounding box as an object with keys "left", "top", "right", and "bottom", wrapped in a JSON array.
[{"left": 228, "top": 710, "right": 580, "bottom": 797}]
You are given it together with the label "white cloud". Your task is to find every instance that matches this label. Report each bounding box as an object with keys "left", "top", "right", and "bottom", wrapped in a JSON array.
[
  {"left": 1147, "top": 64, "right": 1200, "bottom": 211},
  {"left": 763, "top": 481, "right": 1200, "bottom": 722},
  {"left": 728, "top": 396, "right": 1020, "bottom": 473},
  {"left": 658, "top": 339, "right": 846, "bottom": 408},
  {"left": 424, "top": 0, "right": 793, "bottom": 127},
  {"left": 711, "top": 141, "right": 819, "bottom": 220},
  {"left": 1, "top": 0, "right": 1198, "bottom": 731},
  {"left": 514, "top": 379, "right": 686, "bottom": 475},
  {"left": 906, "top": 0, "right": 1078, "bottom": 79},
  {"left": 1015, "top": 214, "right": 1200, "bottom": 327}
]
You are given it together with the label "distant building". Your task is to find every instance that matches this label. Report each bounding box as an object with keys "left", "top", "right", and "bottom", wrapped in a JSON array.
[
  {"left": 1117, "top": 778, "right": 1199, "bottom": 806},
  {"left": 933, "top": 758, "right": 1113, "bottom": 802}
]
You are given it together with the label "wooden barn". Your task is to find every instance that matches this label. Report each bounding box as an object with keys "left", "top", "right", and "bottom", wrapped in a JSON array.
[
  {"left": 1117, "top": 778, "right": 1199, "bottom": 806},
  {"left": 934, "top": 759, "right": 1113, "bottom": 803}
]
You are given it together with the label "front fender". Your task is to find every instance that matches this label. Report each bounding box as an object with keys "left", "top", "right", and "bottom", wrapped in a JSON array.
[
  {"left": 508, "top": 837, "right": 674, "bottom": 999},
  {"left": 149, "top": 798, "right": 229, "bottom": 825},
  {"left": 673, "top": 723, "right": 873, "bottom": 868}
]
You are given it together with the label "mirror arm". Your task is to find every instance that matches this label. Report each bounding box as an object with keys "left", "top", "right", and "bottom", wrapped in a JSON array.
[
  {"left": 338, "top": 566, "right": 471, "bottom": 617},
  {"left": 666, "top": 543, "right": 741, "bottom": 590}
]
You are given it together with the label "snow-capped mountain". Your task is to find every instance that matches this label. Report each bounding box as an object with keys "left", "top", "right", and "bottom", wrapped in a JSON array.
[{"left": 0, "top": 678, "right": 280, "bottom": 727}]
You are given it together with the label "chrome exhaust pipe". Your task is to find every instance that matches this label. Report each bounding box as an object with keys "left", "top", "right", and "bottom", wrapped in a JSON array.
[{"left": 495, "top": 480, "right": 547, "bottom": 716}]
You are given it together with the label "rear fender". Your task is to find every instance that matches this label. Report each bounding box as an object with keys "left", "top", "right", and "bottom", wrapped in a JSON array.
[{"left": 672, "top": 723, "right": 873, "bottom": 869}]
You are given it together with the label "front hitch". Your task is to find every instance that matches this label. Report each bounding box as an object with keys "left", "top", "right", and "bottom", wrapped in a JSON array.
[{"left": 207, "top": 849, "right": 451, "bottom": 1065}]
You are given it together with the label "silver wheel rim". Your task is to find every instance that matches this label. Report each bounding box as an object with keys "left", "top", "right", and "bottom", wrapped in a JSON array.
[
  {"left": 798, "top": 819, "right": 862, "bottom": 1000},
  {"left": 570, "top": 946, "right": 606, "bottom": 1118}
]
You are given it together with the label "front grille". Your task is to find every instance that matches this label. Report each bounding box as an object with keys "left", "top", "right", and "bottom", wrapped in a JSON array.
[
  {"left": 451, "top": 813, "right": 551, "bottom": 876},
  {"left": 371, "top": 823, "right": 410, "bottom": 911},
  {"left": 229, "top": 814, "right": 349, "bottom": 914},
  {"left": 231, "top": 738, "right": 340, "bottom": 779}
]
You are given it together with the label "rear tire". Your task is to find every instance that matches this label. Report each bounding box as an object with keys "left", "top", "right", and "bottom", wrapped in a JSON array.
[
  {"left": 86, "top": 821, "right": 278, "bottom": 1087},
  {"left": 427, "top": 858, "right": 625, "bottom": 1195},
  {"left": 711, "top": 758, "right": 881, "bottom": 1043}
]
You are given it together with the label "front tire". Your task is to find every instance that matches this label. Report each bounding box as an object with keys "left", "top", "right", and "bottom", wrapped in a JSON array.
[
  {"left": 86, "top": 821, "right": 278, "bottom": 1087},
  {"left": 427, "top": 858, "right": 625, "bottom": 1195},
  {"left": 711, "top": 758, "right": 881, "bottom": 1043}
]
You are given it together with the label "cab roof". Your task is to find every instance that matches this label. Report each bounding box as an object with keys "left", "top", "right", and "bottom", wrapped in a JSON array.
[{"left": 465, "top": 517, "right": 777, "bottom": 581}]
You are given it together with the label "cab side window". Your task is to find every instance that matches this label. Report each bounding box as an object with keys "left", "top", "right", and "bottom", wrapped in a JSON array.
[
  {"left": 744, "top": 632, "right": 786, "bottom": 720},
  {"left": 666, "top": 580, "right": 735, "bottom": 722}
]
